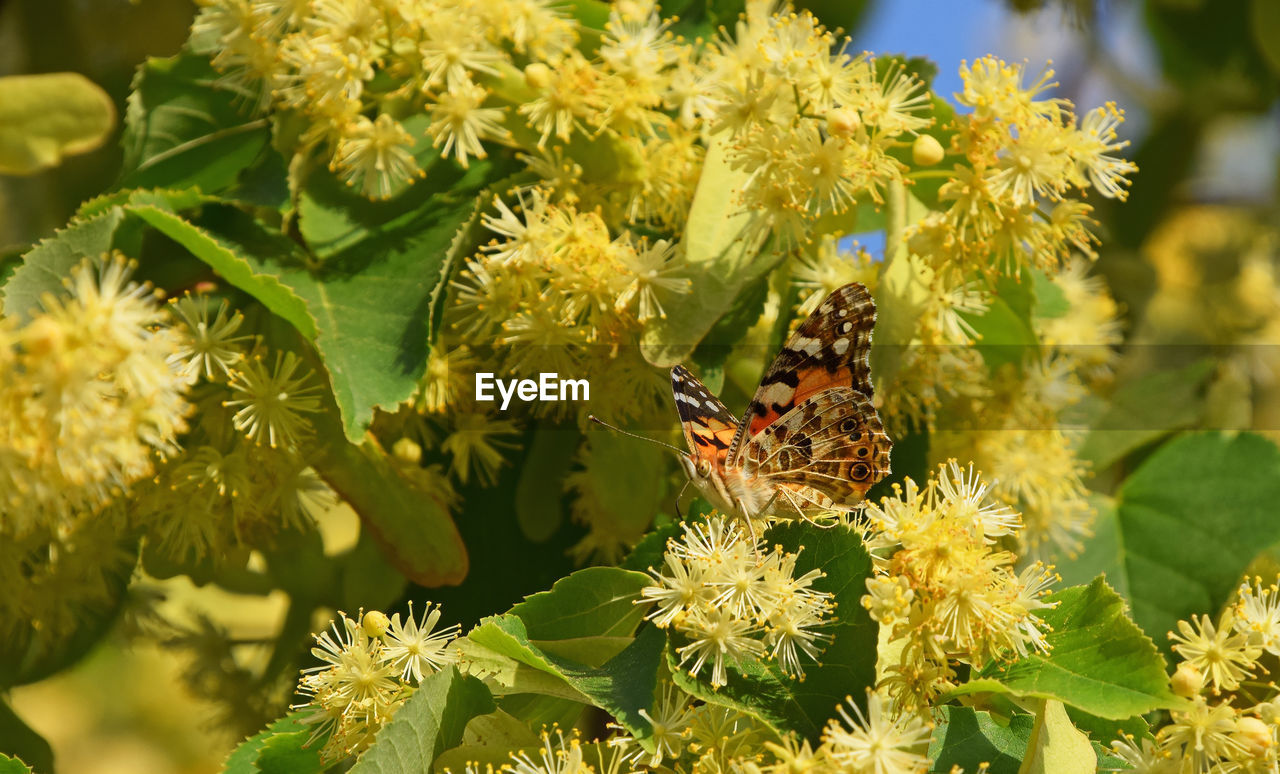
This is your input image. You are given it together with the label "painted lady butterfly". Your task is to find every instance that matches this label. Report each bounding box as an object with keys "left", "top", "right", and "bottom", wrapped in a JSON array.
[{"left": 672, "top": 283, "right": 892, "bottom": 519}]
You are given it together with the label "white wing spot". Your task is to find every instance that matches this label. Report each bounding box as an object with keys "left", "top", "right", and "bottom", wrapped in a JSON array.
[
  {"left": 795, "top": 337, "right": 822, "bottom": 356},
  {"left": 832, "top": 338, "right": 850, "bottom": 356},
  {"left": 837, "top": 308, "right": 848, "bottom": 317},
  {"left": 757, "top": 381, "right": 792, "bottom": 408}
]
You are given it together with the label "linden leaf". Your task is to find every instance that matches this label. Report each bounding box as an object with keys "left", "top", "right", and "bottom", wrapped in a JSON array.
[
  {"left": 639, "top": 131, "right": 779, "bottom": 368},
  {"left": 928, "top": 707, "right": 1034, "bottom": 774},
  {"left": 0, "top": 73, "right": 115, "bottom": 175},
  {"left": 507, "top": 566, "right": 651, "bottom": 641},
  {"left": 464, "top": 614, "right": 665, "bottom": 742},
  {"left": 350, "top": 666, "right": 495, "bottom": 774},
  {"left": 125, "top": 204, "right": 317, "bottom": 339},
  {"left": 1076, "top": 361, "right": 1215, "bottom": 473},
  {"left": 120, "top": 52, "right": 270, "bottom": 192},
  {"left": 1018, "top": 700, "right": 1097, "bottom": 774},
  {"left": 957, "top": 577, "right": 1183, "bottom": 720},
  {"left": 222, "top": 714, "right": 313, "bottom": 774},
  {"left": 0, "top": 207, "right": 126, "bottom": 322},
  {"left": 432, "top": 709, "right": 541, "bottom": 774},
  {"left": 0, "top": 754, "right": 34, "bottom": 774},
  {"left": 0, "top": 704, "right": 50, "bottom": 774},
  {"left": 1110, "top": 432, "right": 1280, "bottom": 651}
]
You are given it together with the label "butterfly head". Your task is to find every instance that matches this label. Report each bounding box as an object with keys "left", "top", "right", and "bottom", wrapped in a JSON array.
[{"left": 678, "top": 452, "right": 714, "bottom": 483}]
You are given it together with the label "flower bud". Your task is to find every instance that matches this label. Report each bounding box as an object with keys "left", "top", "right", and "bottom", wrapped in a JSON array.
[
  {"left": 363, "top": 610, "right": 391, "bottom": 637},
  {"left": 524, "top": 62, "right": 552, "bottom": 91},
  {"left": 393, "top": 437, "right": 422, "bottom": 465},
  {"left": 1235, "top": 715, "right": 1274, "bottom": 758},
  {"left": 912, "top": 134, "right": 945, "bottom": 166},
  {"left": 825, "top": 108, "right": 861, "bottom": 137},
  {"left": 1171, "top": 662, "right": 1204, "bottom": 698}
]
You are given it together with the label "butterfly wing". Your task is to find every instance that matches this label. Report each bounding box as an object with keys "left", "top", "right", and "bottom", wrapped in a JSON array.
[
  {"left": 738, "top": 386, "right": 892, "bottom": 510},
  {"left": 671, "top": 365, "right": 739, "bottom": 468},
  {"left": 729, "top": 283, "right": 879, "bottom": 459}
]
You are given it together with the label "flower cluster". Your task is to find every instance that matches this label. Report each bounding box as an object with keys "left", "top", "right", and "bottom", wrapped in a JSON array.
[
  {"left": 0, "top": 255, "right": 193, "bottom": 645},
  {"left": 602, "top": 685, "right": 932, "bottom": 774},
  {"left": 0, "top": 254, "right": 193, "bottom": 537},
  {"left": 132, "top": 292, "right": 334, "bottom": 564},
  {"left": 1111, "top": 576, "right": 1280, "bottom": 773},
  {"left": 859, "top": 461, "right": 1058, "bottom": 714},
  {"left": 187, "top": 0, "right": 1138, "bottom": 566},
  {"left": 932, "top": 57, "right": 1134, "bottom": 278},
  {"left": 639, "top": 516, "right": 834, "bottom": 686},
  {"left": 294, "top": 603, "right": 461, "bottom": 763},
  {"left": 447, "top": 187, "right": 684, "bottom": 422}
]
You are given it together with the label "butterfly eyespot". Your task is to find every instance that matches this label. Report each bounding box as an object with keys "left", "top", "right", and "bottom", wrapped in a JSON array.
[
  {"left": 696, "top": 459, "right": 712, "bottom": 478},
  {"left": 838, "top": 418, "right": 857, "bottom": 433},
  {"left": 856, "top": 446, "right": 869, "bottom": 457},
  {"left": 851, "top": 463, "right": 871, "bottom": 481}
]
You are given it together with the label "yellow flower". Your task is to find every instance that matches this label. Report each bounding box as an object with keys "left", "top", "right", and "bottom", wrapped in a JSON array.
[
  {"left": 441, "top": 411, "right": 519, "bottom": 486},
  {"left": 427, "top": 83, "right": 507, "bottom": 168},
  {"left": 333, "top": 113, "right": 422, "bottom": 199},
  {"left": 169, "top": 294, "right": 249, "bottom": 380},
  {"left": 1, "top": 255, "right": 192, "bottom": 535},
  {"left": 224, "top": 350, "right": 322, "bottom": 450},
  {"left": 823, "top": 690, "right": 932, "bottom": 774},
  {"left": 1169, "top": 611, "right": 1261, "bottom": 694}
]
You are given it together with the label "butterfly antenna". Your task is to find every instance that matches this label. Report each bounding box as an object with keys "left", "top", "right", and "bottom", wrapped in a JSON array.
[{"left": 587, "top": 415, "right": 686, "bottom": 456}]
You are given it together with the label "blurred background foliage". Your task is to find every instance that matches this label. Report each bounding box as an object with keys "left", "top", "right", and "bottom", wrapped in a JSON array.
[{"left": 1, "top": 0, "right": 1277, "bottom": 771}]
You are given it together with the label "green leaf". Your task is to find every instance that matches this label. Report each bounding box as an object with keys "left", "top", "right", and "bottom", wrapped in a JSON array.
[
  {"left": 1018, "top": 700, "right": 1097, "bottom": 774},
  {"left": 621, "top": 515, "right": 688, "bottom": 573},
  {"left": 1253, "top": 0, "right": 1280, "bottom": 76},
  {"left": 962, "top": 277, "right": 1038, "bottom": 372},
  {"left": 962, "top": 577, "right": 1182, "bottom": 719},
  {"left": 121, "top": 52, "right": 271, "bottom": 192},
  {"left": 1064, "top": 706, "right": 1150, "bottom": 763},
  {"left": 351, "top": 666, "right": 495, "bottom": 774},
  {"left": 669, "top": 522, "right": 878, "bottom": 742},
  {"left": 313, "top": 430, "right": 467, "bottom": 587},
  {"left": 0, "top": 754, "right": 34, "bottom": 774},
  {"left": 0, "top": 703, "right": 51, "bottom": 774},
  {"left": 465, "top": 615, "right": 665, "bottom": 741},
  {"left": 0, "top": 73, "right": 115, "bottom": 175},
  {"left": 573, "top": 429, "right": 670, "bottom": 545},
  {"left": 1112, "top": 432, "right": 1280, "bottom": 650},
  {"left": 0, "top": 207, "right": 126, "bottom": 322},
  {"left": 222, "top": 713, "right": 312, "bottom": 774},
  {"left": 198, "top": 164, "right": 493, "bottom": 438},
  {"left": 515, "top": 426, "right": 580, "bottom": 543},
  {"left": 928, "top": 706, "right": 1033, "bottom": 774},
  {"left": 1030, "top": 268, "right": 1069, "bottom": 319},
  {"left": 868, "top": 193, "right": 932, "bottom": 387},
  {"left": 126, "top": 204, "right": 317, "bottom": 339},
  {"left": 508, "top": 566, "right": 652, "bottom": 641},
  {"left": 1077, "top": 361, "right": 1214, "bottom": 473},
  {"left": 640, "top": 131, "right": 778, "bottom": 367},
  {"left": 256, "top": 730, "right": 323, "bottom": 774},
  {"left": 433, "top": 709, "right": 540, "bottom": 774}
]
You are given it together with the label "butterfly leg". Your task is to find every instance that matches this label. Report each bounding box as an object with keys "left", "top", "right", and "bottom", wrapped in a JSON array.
[
  {"left": 733, "top": 496, "right": 761, "bottom": 545},
  {"left": 673, "top": 478, "right": 692, "bottom": 520}
]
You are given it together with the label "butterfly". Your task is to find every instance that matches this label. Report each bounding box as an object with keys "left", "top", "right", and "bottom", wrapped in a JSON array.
[{"left": 672, "top": 283, "right": 892, "bottom": 520}]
